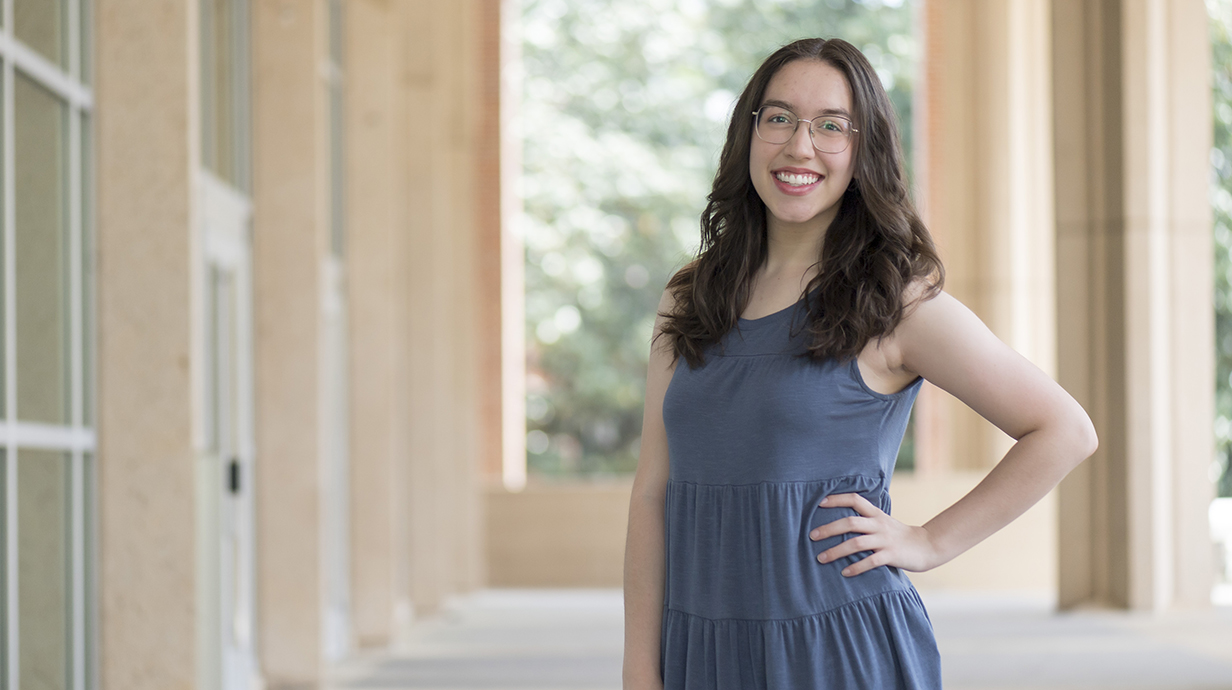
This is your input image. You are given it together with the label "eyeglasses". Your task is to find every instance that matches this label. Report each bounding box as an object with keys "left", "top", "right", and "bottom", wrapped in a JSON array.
[{"left": 752, "top": 105, "right": 858, "bottom": 154}]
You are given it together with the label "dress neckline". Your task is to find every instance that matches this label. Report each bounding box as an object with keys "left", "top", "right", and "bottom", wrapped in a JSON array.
[
  {"left": 737, "top": 297, "right": 803, "bottom": 324},
  {"left": 737, "top": 285, "right": 819, "bottom": 326}
]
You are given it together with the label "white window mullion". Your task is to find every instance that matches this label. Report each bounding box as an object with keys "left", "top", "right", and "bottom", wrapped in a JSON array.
[
  {"left": 69, "top": 98, "right": 83, "bottom": 445},
  {"left": 0, "top": 35, "right": 90, "bottom": 111},
  {"left": 3, "top": 0, "right": 19, "bottom": 682},
  {"left": 67, "top": 0, "right": 85, "bottom": 676},
  {"left": 71, "top": 450, "right": 84, "bottom": 690},
  {"left": 0, "top": 422, "right": 94, "bottom": 452}
]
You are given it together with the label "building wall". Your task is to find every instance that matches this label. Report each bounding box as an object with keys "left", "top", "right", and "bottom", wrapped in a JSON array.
[{"left": 95, "top": 0, "right": 493, "bottom": 687}]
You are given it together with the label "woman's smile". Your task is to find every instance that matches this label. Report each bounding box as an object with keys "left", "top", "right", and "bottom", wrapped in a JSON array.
[{"left": 772, "top": 166, "right": 825, "bottom": 195}]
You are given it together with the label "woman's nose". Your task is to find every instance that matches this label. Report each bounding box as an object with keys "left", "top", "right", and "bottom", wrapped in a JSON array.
[{"left": 786, "top": 122, "right": 815, "bottom": 158}]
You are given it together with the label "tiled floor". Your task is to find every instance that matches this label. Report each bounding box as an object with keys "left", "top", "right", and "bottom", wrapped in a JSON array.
[{"left": 326, "top": 589, "right": 1232, "bottom": 690}]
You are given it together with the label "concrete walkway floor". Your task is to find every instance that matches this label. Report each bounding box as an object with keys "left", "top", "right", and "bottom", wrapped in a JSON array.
[{"left": 326, "top": 589, "right": 1232, "bottom": 690}]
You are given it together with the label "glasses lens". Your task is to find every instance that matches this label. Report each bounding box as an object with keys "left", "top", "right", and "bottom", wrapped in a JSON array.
[
  {"left": 756, "top": 106, "right": 796, "bottom": 144},
  {"left": 811, "top": 116, "right": 852, "bottom": 154}
]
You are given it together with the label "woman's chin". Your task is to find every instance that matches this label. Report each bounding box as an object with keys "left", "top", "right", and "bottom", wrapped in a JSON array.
[{"left": 768, "top": 207, "right": 839, "bottom": 230}]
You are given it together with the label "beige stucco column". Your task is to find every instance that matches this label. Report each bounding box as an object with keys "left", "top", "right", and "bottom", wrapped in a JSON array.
[
  {"left": 251, "top": 0, "right": 331, "bottom": 681},
  {"left": 1053, "top": 0, "right": 1214, "bottom": 610},
  {"left": 918, "top": 0, "right": 1057, "bottom": 475},
  {"left": 96, "top": 1, "right": 199, "bottom": 688},
  {"left": 389, "top": 0, "right": 486, "bottom": 616},
  {"left": 344, "top": 0, "right": 406, "bottom": 645}
]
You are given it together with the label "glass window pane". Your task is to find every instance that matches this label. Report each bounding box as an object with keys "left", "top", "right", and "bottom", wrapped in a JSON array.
[
  {"left": 15, "top": 0, "right": 66, "bottom": 69},
  {"left": 15, "top": 72, "right": 70, "bottom": 425},
  {"left": 80, "top": 0, "right": 92, "bottom": 85},
  {"left": 17, "top": 449, "right": 71, "bottom": 690},
  {"left": 201, "top": 0, "right": 248, "bottom": 188},
  {"left": 82, "top": 112, "right": 94, "bottom": 427}
]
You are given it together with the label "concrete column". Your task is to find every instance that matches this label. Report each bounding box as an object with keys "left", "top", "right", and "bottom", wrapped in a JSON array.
[
  {"left": 251, "top": 0, "right": 329, "bottom": 682},
  {"left": 344, "top": 0, "right": 417, "bottom": 648},
  {"left": 391, "top": 0, "right": 486, "bottom": 617},
  {"left": 96, "top": 1, "right": 199, "bottom": 688},
  {"left": 918, "top": 0, "right": 1057, "bottom": 475},
  {"left": 1053, "top": 0, "right": 1214, "bottom": 610}
]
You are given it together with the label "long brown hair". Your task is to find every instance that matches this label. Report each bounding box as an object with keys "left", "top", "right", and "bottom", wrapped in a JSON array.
[{"left": 657, "top": 38, "right": 944, "bottom": 368}]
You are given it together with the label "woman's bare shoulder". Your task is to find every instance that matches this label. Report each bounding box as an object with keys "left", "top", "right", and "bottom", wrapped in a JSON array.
[
  {"left": 900, "top": 274, "right": 945, "bottom": 319},
  {"left": 875, "top": 276, "right": 947, "bottom": 366}
]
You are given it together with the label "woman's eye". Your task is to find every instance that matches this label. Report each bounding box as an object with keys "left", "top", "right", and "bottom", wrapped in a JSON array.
[
  {"left": 769, "top": 115, "right": 791, "bottom": 124},
  {"left": 821, "top": 120, "right": 843, "bottom": 132}
]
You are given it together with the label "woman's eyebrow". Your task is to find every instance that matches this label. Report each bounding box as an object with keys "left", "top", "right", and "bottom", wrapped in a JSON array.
[{"left": 760, "top": 98, "right": 853, "bottom": 118}]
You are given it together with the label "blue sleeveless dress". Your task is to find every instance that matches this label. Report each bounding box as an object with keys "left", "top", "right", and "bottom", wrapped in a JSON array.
[{"left": 659, "top": 292, "right": 942, "bottom": 689}]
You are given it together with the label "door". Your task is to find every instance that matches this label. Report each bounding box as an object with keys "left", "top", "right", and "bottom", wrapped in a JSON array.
[{"left": 199, "top": 172, "right": 258, "bottom": 690}]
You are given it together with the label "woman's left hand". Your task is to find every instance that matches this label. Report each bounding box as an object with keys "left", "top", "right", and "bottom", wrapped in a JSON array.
[{"left": 810, "top": 493, "right": 942, "bottom": 577}]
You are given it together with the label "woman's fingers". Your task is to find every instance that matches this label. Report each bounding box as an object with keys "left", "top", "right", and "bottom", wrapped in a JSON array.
[
  {"left": 809, "top": 514, "right": 876, "bottom": 541},
  {"left": 818, "top": 492, "right": 881, "bottom": 516},
  {"left": 809, "top": 493, "right": 909, "bottom": 576},
  {"left": 838, "top": 550, "right": 889, "bottom": 577},
  {"left": 816, "top": 534, "right": 880, "bottom": 564}
]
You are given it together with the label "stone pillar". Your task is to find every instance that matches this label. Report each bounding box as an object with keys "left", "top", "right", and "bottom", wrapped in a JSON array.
[
  {"left": 96, "top": 1, "right": 198, "bottom": 688},
  {"left": 251, "top": 0, "right": 329, "bottom": 682},
  {"left": 917, "top": 0, "right": 1056, "bottom": 475},
  {"left": 390, "top": 0, "right": 486, "bottom": 618},
  {"left": 1053, "top": 0, "right": 1214, "bottom": 610},
  {"left": 345, "top": 0, "right": 400, "bottom": 648}
]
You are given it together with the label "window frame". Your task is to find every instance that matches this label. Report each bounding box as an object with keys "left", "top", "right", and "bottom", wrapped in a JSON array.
[{"left": 0, "top": 0, "right": 96, "bottom": 688}]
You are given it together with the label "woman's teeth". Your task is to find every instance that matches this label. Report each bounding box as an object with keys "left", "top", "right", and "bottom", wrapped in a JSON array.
[{"left": 775, "top": 171, "right": 820, "bottom": 186}]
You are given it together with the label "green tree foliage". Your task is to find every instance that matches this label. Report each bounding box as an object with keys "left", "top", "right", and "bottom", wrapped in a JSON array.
[
  {"left": 522, "top": 0, "right": 918, "bottom": 478},
  {"left": 1209, "top": 0, "right": 1232, "bottom": 497}
]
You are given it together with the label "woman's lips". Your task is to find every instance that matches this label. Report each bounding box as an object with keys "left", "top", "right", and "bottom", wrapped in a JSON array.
[{"left": 772, "top": 169, "right": 823, "bottom": 195}]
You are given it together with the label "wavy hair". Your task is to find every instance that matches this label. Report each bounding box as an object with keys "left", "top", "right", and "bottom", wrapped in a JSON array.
[{"left": 657, "top": 37, "right": 944, "bottom": 368}]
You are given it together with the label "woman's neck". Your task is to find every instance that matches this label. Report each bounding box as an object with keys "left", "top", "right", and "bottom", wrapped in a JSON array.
[{"left": 760, "top": 215, "right": 830, "bottom": 288}]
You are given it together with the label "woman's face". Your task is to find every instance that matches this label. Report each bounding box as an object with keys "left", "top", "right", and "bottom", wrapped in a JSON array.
[{"left": 749, "top": 59, "right": 857, "bottom": 235}]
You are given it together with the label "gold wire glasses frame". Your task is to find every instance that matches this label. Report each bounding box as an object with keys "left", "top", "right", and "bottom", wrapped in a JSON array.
[{"left": 752, "top": 105, "right": 859, "bottom": 154}]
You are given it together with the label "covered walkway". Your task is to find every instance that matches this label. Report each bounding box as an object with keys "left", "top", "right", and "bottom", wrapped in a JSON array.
[{"left": 327, "top": 590, "right": 1232, "bottom": 690}]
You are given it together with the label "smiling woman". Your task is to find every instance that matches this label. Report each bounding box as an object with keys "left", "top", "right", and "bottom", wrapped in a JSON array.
[
  {"left": 520, "top": 0, "right": 921, "bottom": 479},
  {"left": 622, "top": 36, "right": 1098, "bottom": 689}
]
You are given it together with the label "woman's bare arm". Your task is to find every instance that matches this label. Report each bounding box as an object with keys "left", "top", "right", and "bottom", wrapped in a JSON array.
[
  {"left": 813, "top": 287, "right": 1098, "bottom": 575},
  {"left": 622, "top": 286, "right": 678, "bottom": 689}
]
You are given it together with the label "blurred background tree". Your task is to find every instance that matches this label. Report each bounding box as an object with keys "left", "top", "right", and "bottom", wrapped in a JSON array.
[
  {"left": 1208, "top": 0, "right": 1232, "bottom": 498},
  {"left": 521, "top": 0, "right": 918, "bottom": 479}
]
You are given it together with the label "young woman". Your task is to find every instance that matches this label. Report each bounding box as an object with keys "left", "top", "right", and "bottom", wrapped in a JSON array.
[{"left": 622, "top": 38, "right": 1097, "bottom": 689}]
